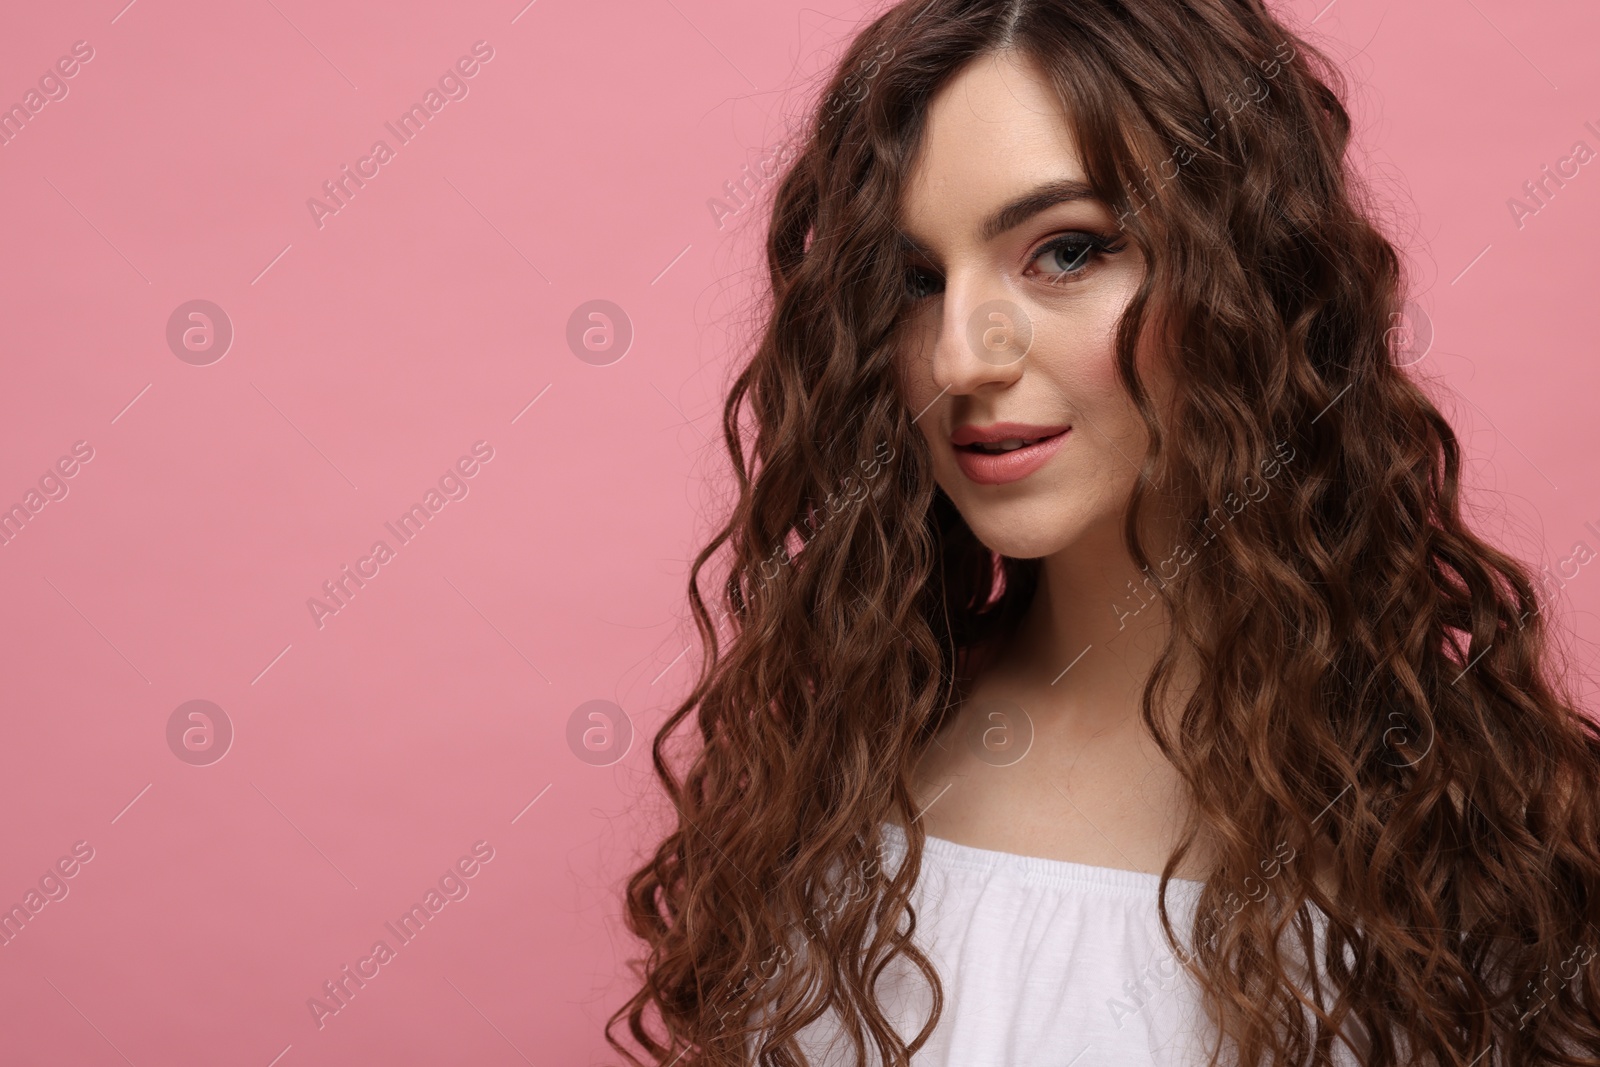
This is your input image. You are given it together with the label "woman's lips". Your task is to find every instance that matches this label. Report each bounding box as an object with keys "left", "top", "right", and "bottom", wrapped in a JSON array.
[{"left": 951, "top": 428, "right": 1070, "bottom": 485}]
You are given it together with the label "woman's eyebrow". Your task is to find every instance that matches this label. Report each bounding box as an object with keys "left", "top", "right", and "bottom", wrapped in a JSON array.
[
  {"left": 980, "top": 177, "right": 1101, "bottom": 241},
  {"left": 897, "top": 177, "right": 1106, "bottom": 257}
]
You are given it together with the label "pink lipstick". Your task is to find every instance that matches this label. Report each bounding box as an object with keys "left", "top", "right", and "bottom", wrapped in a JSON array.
[{"left": 950, "top": 422, "right": 1070, "bottom": 485}]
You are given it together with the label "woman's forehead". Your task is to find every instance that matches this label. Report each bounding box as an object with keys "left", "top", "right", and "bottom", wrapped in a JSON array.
[{"left": 899, "top": 52, "right": 1099, "bottom": 250}]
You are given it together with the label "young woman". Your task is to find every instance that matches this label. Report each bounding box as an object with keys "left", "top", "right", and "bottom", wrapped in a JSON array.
[{"left": 609, "top": 1, "right": 1600, "bottom": 1064}]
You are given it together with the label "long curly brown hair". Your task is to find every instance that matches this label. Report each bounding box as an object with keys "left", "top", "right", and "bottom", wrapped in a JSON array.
[{"left": 606, "top": 1, "right": 1600, "bottom": 1064}]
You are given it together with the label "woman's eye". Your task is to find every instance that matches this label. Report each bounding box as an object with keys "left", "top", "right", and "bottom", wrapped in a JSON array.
[
  {"left": 901, "top": 233, "right": 1120, "bottom": 301},
  {"left": 1028, "top": 233, "right": 1121, "bottom": 282},
  {"left": 903, "top": 266, "right": 942, "bottom": 300}
]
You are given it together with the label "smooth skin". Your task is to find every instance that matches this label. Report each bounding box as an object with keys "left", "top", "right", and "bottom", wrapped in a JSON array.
[{"left": 896, "top": 48, "right": 1220, "bottom": 881}]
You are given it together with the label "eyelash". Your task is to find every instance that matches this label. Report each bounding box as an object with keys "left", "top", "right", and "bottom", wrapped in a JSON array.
[{"left": 902, "top": 231, "right": 1126, "bottom": 301}]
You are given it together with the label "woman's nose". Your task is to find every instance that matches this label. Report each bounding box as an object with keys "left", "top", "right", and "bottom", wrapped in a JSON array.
[{"left": 930, "top": 286, "right": 1032, "bottom": 395}]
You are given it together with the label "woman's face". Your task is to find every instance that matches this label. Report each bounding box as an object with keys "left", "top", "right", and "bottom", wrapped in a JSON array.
[{"left": 895, "top": 49, "right": 1172, "bottom": 560}]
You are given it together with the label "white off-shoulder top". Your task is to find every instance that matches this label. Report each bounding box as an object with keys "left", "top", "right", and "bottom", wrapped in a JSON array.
[{"left": 765, "top": 821, "right": 1367, "bottom": 1067}]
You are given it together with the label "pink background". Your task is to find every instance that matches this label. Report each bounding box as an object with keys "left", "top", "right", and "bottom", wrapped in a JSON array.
[{"left": 0, "top": 0, "right": 1596, "bottom": 1063}]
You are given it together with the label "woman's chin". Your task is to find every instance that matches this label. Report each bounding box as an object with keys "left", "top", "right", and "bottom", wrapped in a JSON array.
[{"left": 962, "top": 510, "right": 1083, "bottom": 561}]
